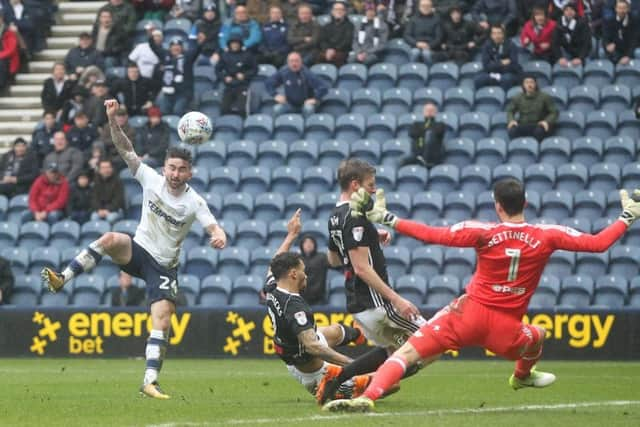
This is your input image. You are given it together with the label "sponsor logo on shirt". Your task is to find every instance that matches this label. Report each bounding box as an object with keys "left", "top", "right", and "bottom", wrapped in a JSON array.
[
  {"left": 352, "top": 226, "right": 364, "bottom": 242},
  {"left": 294, "top": 311, "right": 307, "bottom": 326},
  {"left": 148, "top": 200, "right": 187, "bottom": 227}
]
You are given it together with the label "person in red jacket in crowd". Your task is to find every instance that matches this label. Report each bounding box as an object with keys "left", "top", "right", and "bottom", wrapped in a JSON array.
[
  {"left": 27, "top": 162, "right": 70, "bottom": 224},
  {"left": 521, "top": 6, "right": 557, "bottom": 63},
  {"left": 0, "top": 11, "right": 20, "bottom": 92}
]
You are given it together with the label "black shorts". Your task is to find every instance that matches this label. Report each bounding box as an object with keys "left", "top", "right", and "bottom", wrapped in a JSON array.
[{"left": 121, "top": 237, "right": 178, "bottom": 305}]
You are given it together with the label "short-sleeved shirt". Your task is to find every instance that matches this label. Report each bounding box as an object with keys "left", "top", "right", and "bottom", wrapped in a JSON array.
[
  {"left": 265, "top": 276, "right": 316, "bottom": 366},
  {"left": 328, "top": 201, "right": 390, "bottom": 313},
  {"left": 134, "top": 163, "right": 217, "bottom": 268}
]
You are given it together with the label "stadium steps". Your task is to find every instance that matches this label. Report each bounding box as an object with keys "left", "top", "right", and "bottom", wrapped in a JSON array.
[{"left": 0, "top": 1, "right": 105, "bottom": 151}]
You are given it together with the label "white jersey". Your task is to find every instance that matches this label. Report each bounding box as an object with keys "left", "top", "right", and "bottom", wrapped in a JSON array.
[{"left": 134, "top": 163, "right": 217, "bottom": 268}]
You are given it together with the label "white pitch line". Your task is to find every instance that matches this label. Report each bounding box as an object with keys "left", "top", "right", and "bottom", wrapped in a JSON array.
[{"left": 145, "top": 400, "right": 640, "bottom": 427}]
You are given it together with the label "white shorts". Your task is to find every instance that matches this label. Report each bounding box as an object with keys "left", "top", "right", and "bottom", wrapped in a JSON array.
[
  {"left": 285, "top": 331, "right": 329, "bottom": 394},
  {"left": 353, "top": 305, "right": 427, "bottom": 349}
]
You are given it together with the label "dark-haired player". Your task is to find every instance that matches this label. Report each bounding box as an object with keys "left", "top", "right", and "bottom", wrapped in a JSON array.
[
  {"left": 42, "top": 99, "right": 227, "bottom": 399},
  {"left": 325, "top": 179, "right": 640, "bottom": 412},
  {"left": 265, "top": 210, "right": 372, "bottom": 400}
]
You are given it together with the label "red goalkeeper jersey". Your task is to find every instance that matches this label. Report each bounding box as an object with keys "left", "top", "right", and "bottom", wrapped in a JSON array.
[{"left": 396, "top": 219, "right": 628, "bottom": 317}]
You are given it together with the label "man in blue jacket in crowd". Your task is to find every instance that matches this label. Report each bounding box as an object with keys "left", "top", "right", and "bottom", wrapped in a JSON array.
[
  {"left": 265, "top": 51, "right": 329, "bottom": 117},
  {"left": 218, "top": 5, "right": 262, "bottom": 53}
]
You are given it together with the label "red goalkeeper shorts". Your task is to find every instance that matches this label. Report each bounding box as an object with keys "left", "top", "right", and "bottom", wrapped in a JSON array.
[{"left": 408, "top": 295, "right": 537, "bottom": 361}]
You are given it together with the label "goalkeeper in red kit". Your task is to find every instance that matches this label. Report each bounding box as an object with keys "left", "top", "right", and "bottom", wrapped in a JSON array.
[{"left": 324, "top": 178, "right": 640, "bottom": 412}]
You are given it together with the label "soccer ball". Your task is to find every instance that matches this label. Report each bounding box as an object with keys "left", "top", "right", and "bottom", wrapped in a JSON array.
[{"left": 177, "top": 111, "right": 213, "bottom": 145}]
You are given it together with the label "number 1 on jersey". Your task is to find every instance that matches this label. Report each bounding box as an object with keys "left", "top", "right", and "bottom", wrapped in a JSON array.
[{"left": 505, "top": 248, "right": 521, "bottom": 282}]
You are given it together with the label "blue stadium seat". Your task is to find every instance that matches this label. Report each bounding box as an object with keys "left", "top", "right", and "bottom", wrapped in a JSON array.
[
  {"left": 589, "top": 163, "right": 620, "bottom": 193},
  {"left": 188, "top": 167, "right": 210, "bottom": 194},
  {"left": 285, "top": 193, "right": 316, "bottom": 221},
  {"left": 196, "top": 141, "right": 226, "bottom": 170},
  {"left": 257, "top": 140, "right": 288, "bottom": 169},
  {"left": 29, "top": 247, "right": 60, "bottom": 273},
  {"left": 386, "top": 192, "right": 412, "bottom": 218},
  {"left": 541, "top": 85, "right": 569, "bottom": 110},
  {"left": 185, "top": 246, "right": 217, "bottom": 279},
  {"left": 444, "top": 138, "right": 474, "bottom": 168},
  {"left": 603, "top": 136, "right": 635, "bottom": 165},
  {"left": 459, "top": 112, "right": 489, "bottom": 141},
  {"left": 350, "top": 139, "right": 381, "bottom": 164},
  {"left": 413, "top": 87, "right": 443, "bottom": 110},
  {"left": 319, "top": 89, "right": 351, "bottom": 117},
  {"left": 366, "top": 114, "right": 396, "bottom": 143},
  {"left": 39, "top": 288, "right": 70, "bottom": 307},
  {"left": 568, "top": 85, "right": 599, "bottom": 115},
  {"left": 615, "top": 60, "right": 640, "bottom": 87},
  {"left": 460, "top": 164, "right": 491, "bottom": 194},
  {"left": 552, "top": 63, "right": 583, "bottom": 88},
  {"left": 600, "top": 85, "right": 632, "bottom": 114},
  {"left": 428, "top": 164, "right": 459, "bottom": 193},
  {"left": 506, "top": 85, "right": 522, "bottom": 101},
  {"left": 302, "top": 166, "right": 334, "bottom": 194},
  {"left": 243, "top": 114, "right": 273, "bottom": 143},
  {"left": 226, "top": 140, "right": 257, "bottom": 169},
  {"left": 540, "top": 190, "right": 573, "bottom": 220},
  {"left": 304, "top": 113, "right": 335, "bottom": 143},
  {"left": 584, "top": 59, "right": 614, "bottom": 87},
  {"left": 524, "top": 60, "right": 552, "bottom": 87},
  {"left": 210, "top": 166, "right": 240, "bottom": 194},
  {"left": 561, "top": 217, "right": 592, "bottom": 233},
  {"left": 443, "top": 191, "right": 475, "bottom": 222},
  {"left": 0, "top": 195, "right": 6, "bottom": 221},
  {"left": 328, "top": 276, "right": 346, "bottom": 308},
  {"left": 301, "top": 219, "right": 329, "bottom": 248},
  {"left": 382, "top": 38, "right": 412, "bottom": 64},
  {"left": 222, "top": 193, "right": 254, "bottom": 222},
  {"left": 397, "top": 113, "right": 420, "bottom": 140},
  {"left": 0, "top": 221, "right": 17, "bottom": 247},
  {"left": 375, "top": 165, "right": 396, "bottom": 190},
  {"left": 492, "top": 164, "right": 523, "bottom": 183},
  {"left": 539, "top": 137, "right": 572, "bottom": 168},
  {"left": 475, "top": 191, "right": 497, "bottom": 221},
  {"left": 367, "top": 63, "right": 398, "bottom": 91},
  {"left": 556, "top": 163, "right": 588, "bottom": 193},
  {"left": 622, "top": 163, "right": 640, "bottom": 190},
  {"left": 411, "top": 246, "right": 443, "bottom": 278},
  {"left": 475, "top": 138, "right": 507, "bottom": 169},
  {"left": 9, "top": 281, "right": 39, "bottom": 306},
  {"left": 202, "top": 192, "right": 222, "bottom": 218},
  {"left": 128, "top": 115, "right": 148, "bottom": 130},
  {"left": 594, "top": 275, "right": 628, "bottom": 308},
  {"left": 19, "top": 221, "right": 49, "bottom": 250},
  {"left": 287, "top": 140, "right": 318, "bottom": 169},
  {"left": 459, "top": 61, "right": 482, "bottom": 87},
  {"left": 266, "top": 219, "right": 288, "bottom": 247},
  {"left": 273, "top": 114, "right": 304, "bottom": 143},
  {"left": 559, "top": 275, "right": 593, "bottom": 308},
  {"left": 396, "top": 275, "right": 427, "bottom": 306},
  {"left": 576, "top": 251, "right": 608, "bottom": 278},
  {"left": 236, "top": 220, "right": 267, "bottom": 248},
  {"left": 199, "top": 275, "right": 232, "bottom": 306},
  {"left": 442, "top": 247, "right": 475, "bottom": 280},
  {"left": 428, "top": 62, "right": 459, "bottom": 91},
  {"left": 337, "top": 63, "right": 368, "bottom": 91},
  {"left": 474, "top": 86, "right": 504, "bottom": 115},
  {"left": 609, "top": 246, "right": 640, "bottom": 280},
  {"left": 239, "top": 167, "right": 271, "bottom": 196},
  {"left": 164, "top": 18, "right": 191, "bottom": 38},
  {"left": 249, "top": 246, "right": 275, "bottom": 276},
  {"left": 605, "top": 191, "right": 621, "bottom": 218},
  {"left": 425, "top": 275, "right": 459, "bottom": 308},
  {"left": 508, "top": 137, "right": 539, "bottom": 168},
  {"left": 213, "top": 115, "right": 243, "bottom": 143},
  {"left": 585, "top": 110, "right": 617, "bottom": 140},
  {"left": 193, "top": 65, "right": 217, "bottom": 95},
  {"left": 198, "top": 89, "right": 221, "bottom": 118},
  {"left": 617, "top": 110, "right": 640, "bottom": 140},
  {"left": 72, "top": 275, "right": 105, "bottom": 306},
  {"left": 555, "top": 111, "right": 585, "bottom": 140},
  {"left": 61, "top": 247, "right": 80, "bottom": 269},
  {"left": 270, "top": 166, "right": 302, "bottom": 194},
  {"left": 230, "top": 275, "right": 262, "bottom": 306},
  {"left": 183, "top": 226, "right": 204, "bottom": 253},
  {"left": 382, "top": 87, "right": 412, "bottom": 115},
  {"left": 2, "top": 247, "right": 28, "bottom": 275},
  {"left": 335, "top": 114, "right": 365, "bottom": 141},
  {"left": 397, "top": 165, "right": 428, "bottom": 194},
  {"left": 310, "top": 63, "right": 337, "bottom": 87},
  {"left": 436, "top": 111, "right": 458, "bottom": 140},
  {"left": 593, "top": 217, "right": 616, "bottom": 234},
  {"left": 7, "top": 194, "right": 28, "bottom": 224},
  {"left": 571, "top": 137, "right": 603, "bottom": 168},
  {"left": 79, "top": 220, "right": 110, "bottom": 247},
  {"left": 254, "top": 193, "right": 285, "bottom": 223},
  {"left": 529, "top": 274, "right": 561, "bottom": 308},
  {"left": 218, "top": 247, "right": 250, "bottom": 278},
  {"left": 397, "top": 62, "right": 428, "bottom": 91},
  {"left": 316, "top": 193, "right": 339, "bottom": 220},
  {"left": 573, "top": 190, "right": 606, "bottom": 222},
  {"left": 489, "top": 112, "right": 509, "bottom": 140},
  {"left": 177, "top": 274, "right": 200, "bottom": 305},
  {"left": 384, "top": 246, "right": 410, "bottom": 279},
  {"left": 412, "top": 192, "right": 443, "bottom": 222},
  {"left": 351, "top": 88, "right": 381, "bottom": 115},
  {"left": 544, "top": 250, "right": 575, "bottom": 277},
  {"left": 629, "top": 277, "right": 640, "bottom": 307},
  {"left": 443, "top": 86, "right": 474, "bottom": 115},
  {"left": 318, "top": 140, "right": 348, "bottom": 170}
]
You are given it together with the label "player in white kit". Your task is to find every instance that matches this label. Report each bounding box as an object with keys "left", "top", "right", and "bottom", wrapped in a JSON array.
[{"left": 41, "top": 99, "right": 227, "bottom": 399}]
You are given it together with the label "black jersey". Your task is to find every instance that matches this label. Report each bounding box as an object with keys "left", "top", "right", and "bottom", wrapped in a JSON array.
[
  {"left": 265, "top": 275, "right": 316, "bottom": 366},
  {"left": 328, "top": 200, "right": 390, "bottom": 313}
]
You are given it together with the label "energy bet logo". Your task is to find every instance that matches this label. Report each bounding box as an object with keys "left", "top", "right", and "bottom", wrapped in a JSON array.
[
  {"left": 30, "top": 311, "right": 62, "bottom": 356},
  {"left": 223, "top": 311, "right": 256, "bottom": 356}
]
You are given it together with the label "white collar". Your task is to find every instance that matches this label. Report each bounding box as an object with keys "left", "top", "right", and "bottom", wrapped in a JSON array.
[{"left": 276, "top": 286, "right": 300, "bottom": 296}]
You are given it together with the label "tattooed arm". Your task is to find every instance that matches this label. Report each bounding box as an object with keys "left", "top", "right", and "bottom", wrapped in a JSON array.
[
  {"left": 104, "top": 99, "right": 141, "bottom": 175},
  {"left": 297, "top": 329, "right": 353, "bottom": 366}
]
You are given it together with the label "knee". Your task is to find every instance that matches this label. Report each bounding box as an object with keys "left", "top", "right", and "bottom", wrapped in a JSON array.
[{"left": 99, "top": 232, "right": 118, "bottom": 249}]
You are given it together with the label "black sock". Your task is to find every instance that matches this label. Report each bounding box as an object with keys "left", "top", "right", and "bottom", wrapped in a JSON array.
[
  {"left": 337, "top": 346, "right": 389, "bottom": 383},
  {"left": 402, "top": 361, "right": 422, "bottom": 379},
  {"left": 338, "top": 325, "right": 361, "bottom": 346}
]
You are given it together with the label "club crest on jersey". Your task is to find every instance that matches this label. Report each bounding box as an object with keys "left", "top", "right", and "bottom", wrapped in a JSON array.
[
  {"left": 294, "top": 311, "right": 307, "bottom": 326},
  {"left": 352, "top": 226, "right": 364, "bottom": 242}
]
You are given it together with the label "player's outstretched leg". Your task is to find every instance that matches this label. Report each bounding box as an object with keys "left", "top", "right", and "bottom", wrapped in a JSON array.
[
  {"left": 140, "top": 300, "right": 173, "bottom": 399},
  {"left": 509, "top": 325, "right": 556, "bottom": 390}
]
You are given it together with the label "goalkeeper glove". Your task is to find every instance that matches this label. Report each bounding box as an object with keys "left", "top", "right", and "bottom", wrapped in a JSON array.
[
  {"left": 619, "top": 189, "right": 640, "bottom": 226},
  {"left": 350, "top": 188, "right": 399, "bottom": 228}
]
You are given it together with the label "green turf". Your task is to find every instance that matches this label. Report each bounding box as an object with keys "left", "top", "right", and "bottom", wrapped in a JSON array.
[{"left": 0, "top": 359, "right": 637, "bottom": 427}]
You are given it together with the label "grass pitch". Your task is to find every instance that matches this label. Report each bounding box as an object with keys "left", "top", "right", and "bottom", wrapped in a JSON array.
[{"left": 0, "top": 359, "right": 637, "bottom": 427}]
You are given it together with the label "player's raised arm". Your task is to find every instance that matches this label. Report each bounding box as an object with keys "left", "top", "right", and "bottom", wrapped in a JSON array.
[
  {"left": 105, "top": 99, "right": 141, "bottom": 175},
  {"left": 206, "top": 223, "right": 227, "bottom": 249},
  {"left": 297, "top": 328, "right": 353, "bottom": 366}
]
